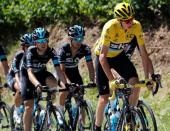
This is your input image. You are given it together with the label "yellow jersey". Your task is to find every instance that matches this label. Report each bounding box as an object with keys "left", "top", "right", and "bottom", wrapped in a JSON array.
[{"left": 94, "top": 19, "right": 144, "bottom": 57}]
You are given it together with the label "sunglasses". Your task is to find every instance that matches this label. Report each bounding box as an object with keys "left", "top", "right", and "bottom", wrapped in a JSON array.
[
  {"left": 34, "top": 38, "right": 48, "bottom": 44},
  {"left": 121, "top": 18, "right": 133, "bottom": 24},
  {"left": 73, "top": 37, "right": 84, "bottom": 43}
]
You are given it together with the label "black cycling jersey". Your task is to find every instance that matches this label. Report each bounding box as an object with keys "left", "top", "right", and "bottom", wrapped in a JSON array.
[
  {"left": 124, "top": 37, "right": 139, "bottom": 59},
  {"left": 0, "top": 45, "right": 7, "bottom": 61},
  {"left": 20, "top": 46, "right": 59, "bottom": 73},
  {"left": 58, "top": 43, "right": 92, "bottom": 68},
  {"left": 8, "top": 51, "right": 24, "bottom": 77}
]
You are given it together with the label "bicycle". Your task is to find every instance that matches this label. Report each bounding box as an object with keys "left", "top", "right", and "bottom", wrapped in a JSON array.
[
  {"left": 64, "top": 83, "right": 96, "bottom": 131},
  {"left": 137, "top": 74, "right": 162, "bottom": 131},
  {"left": 104, "top": 80, "right": 148, "bottom": 131},
  {"left": 35, "top": 86, "right": 68, "bottom": 131},
  {"left": 0, "top": 83, "right": 12, "bottom": 131},
  {"left": 11, "top": 95, "right": 43, "bottom": 131}
]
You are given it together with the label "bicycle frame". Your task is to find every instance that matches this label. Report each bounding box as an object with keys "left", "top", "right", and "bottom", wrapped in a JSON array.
[{"left": 64, "top": 83, "right": 95, "bottom": 130}]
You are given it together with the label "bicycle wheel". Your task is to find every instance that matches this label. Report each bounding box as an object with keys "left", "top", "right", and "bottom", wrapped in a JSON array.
[
  {"left": 11, "top": 105, "right": 23, "bottom": 131},
  {"left": 64, "top": 105, "right": 74, "bottom": 130},
  {"left": 78, "top": 100, "right": 95, "bottom": 131},
  {"left": 32, "top": 103, "right": 43, "bottom": 131},
  {"left": 117, "top": 106, "right": 147, "bottom": 131},
  {"left": 138, "top": 100, "right": 157, "bottom": 131},
  {"left": 0, "top": 102, "right": 12, "bottom": 131},
  {"left": 103, "top": 113, "right": 112, "bottom": 131},
  {"left": 50, "top": 106, "right": 68, "bottom": 131}
]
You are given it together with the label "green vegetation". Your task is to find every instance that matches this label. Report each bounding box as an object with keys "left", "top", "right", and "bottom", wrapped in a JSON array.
[{"left": 1, "top": 0, "right": 170, "bottom": 45}]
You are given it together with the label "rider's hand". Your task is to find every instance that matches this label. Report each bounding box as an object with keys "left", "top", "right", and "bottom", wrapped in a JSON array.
[
  {"left": 151, "top": 74, "right": 161, "bottom": 81},
  {"left": 88, "top": 81, "right": 96, "bottom": 87},
  {"left": 145, "top": 79, "right": 154, "bottom": 90},
  {"left": 109, "top": 79, "right": 118, "bottom": 89},
  {"left": 36, "top": 84, "right": 42, "bottom": 93},
  {"left": 109, "top": 77, "right": 126, "bottom": 89}
]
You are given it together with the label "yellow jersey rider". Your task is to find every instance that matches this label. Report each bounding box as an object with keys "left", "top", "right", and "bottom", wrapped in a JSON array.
[{"left": 94, "top": 2, "right": 154, "bottom": 131}]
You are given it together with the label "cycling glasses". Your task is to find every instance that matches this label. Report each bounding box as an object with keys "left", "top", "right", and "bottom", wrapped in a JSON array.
[
  {"left": 34, "top": 38, "right": 48, "bottom": 44},
  {"left": 73, "top": 36, "right": 84, "bottom": 43}
]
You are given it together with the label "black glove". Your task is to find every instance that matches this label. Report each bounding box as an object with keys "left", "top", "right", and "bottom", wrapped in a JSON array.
[
  {"left": 88, "top": 82, "right": 96, "bottom": 87},
  {"left": 151, "top": 74, "right": 161, "bottom": 81}
]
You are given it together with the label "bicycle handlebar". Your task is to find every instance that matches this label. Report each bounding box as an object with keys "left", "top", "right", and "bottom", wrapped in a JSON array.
[
  {"left": 109, "top": 77, "right": 162, "bottom": 100},
  {"left": 41, "top": 86, "right": 68, "bottom": 93}
]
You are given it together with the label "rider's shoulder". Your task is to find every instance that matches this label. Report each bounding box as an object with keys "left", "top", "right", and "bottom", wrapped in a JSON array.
[
  {"left": 133, "top": 19, "right": 142, "bottom": 26},
  {"left": 27, "top": 45, "right": 36, "bottom": 52},
  {"left": 15, "top": 50, "right": 24, "bottom": 57},
  {"left": 103, "top": 19, "right": 119, "bottom": 31}
]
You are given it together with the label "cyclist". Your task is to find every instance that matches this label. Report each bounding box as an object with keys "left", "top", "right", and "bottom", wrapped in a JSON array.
[
  {"left": 124, "top": 36, "right": 159, "bottom": 81},
  {"left": 20, "top": 27, "right": 67, "bottom": 131},
  {"left": 58, "top": 25, "right": 95, "bottom": 110},
  {"left": 94, "top": 2, "right": 154, "bottom": 130},
  {"left": 0, "top": 45, "right": 9, "bottom": 77},
  {"left": 7, "top": 33, "right": 33, "bottom": 124}
]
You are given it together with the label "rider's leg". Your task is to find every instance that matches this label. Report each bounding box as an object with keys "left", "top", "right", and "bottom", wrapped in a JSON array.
[
  {"left": 128, "top": 77, "right": 140, "bottom": 106},
  {"left": 23, "top": 99, "right": 34, "bottom": 131},
  {"left": 14, "top": 82, "right": 22, "bottom": 108},
  {"left": 95, "top": 94, "right": 109, "bottom": 127}
]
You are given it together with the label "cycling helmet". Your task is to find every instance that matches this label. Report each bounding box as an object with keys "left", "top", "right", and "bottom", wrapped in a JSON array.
[
  {"left": 20, "top": 33, "right": 34, "bottom": 46},
  {"left": 114, "top": 2, "right": 134, "bottom": 20},
  {"left": 32, "top": 27, "right": 49, "bottom": 40},
  {"left": 68, "top": 25, "right": 85, "bottom": 42}
]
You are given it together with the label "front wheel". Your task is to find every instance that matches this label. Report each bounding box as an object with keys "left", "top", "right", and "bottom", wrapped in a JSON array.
[
  {"left": 78, "top": 100, "right": 95, "bottom": 131},
  {"left": 138, "top": 100, "right": 157, "bottom": 131},
  {"left": 51, "top": 106, "right": 68, "bottom": 131},
  {"left": 0, "top": 102, "right": 12, "bottom": 131},
  {"left": 117, "top": 106, "right": 147, "bottom": 131}
]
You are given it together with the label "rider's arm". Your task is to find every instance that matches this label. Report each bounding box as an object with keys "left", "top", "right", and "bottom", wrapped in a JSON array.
[
  {"left": 84, "top": 45, "right": 95, "bottom": 82},
  {"left": 51, "top": 48, "right": 67, "bottom": 87},
  {"left": 12, "top": 51, "right": 24, "bottom": 86},
  {"left": 99, "top": 45, "right": 120, "bottom": 81},
  {"left": 0, "top": 46, "right": 9, "bottom": 76},
  {"left": 138, "top": 44, "right": 151, "bottom": 79},
  {"left": 15, "top": 73, "right": 20, "bottom": 86},
  {"left": 86, "top": 61, "right": 95, "bottom": 82},
  {"left": 27, "top": 68, "right": 40, "bottom": 87},
  {"left": 60, "top": 63, "right": 71, "bottom": 83},
  {"left": 0, "top": 61, "right": 9, "bottom": 76}
]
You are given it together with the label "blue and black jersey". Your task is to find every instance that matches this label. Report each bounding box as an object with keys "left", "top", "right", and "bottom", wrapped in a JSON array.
[
  {"left": 0, "top": 45, "right": 7, "bottom": 61},
  {"left": 58, "top": 43, "right": 92, "bottom": 68},
  {"left": 8, "top": 51, "right": 24, "bottom": 77},
  {"left": 20, "top": 46, "right": 59, "bottom": 73}
]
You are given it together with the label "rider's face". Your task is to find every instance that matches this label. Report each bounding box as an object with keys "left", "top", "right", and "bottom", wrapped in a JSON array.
[
  {"left": 71, "top": 39, "right": 82, "bottom": 49},
  {"left": 120, "top": 18, "right": 133, "bottom": 30},
  {"left": 34, "top": 38, "right": 48, "bottom": 52}
]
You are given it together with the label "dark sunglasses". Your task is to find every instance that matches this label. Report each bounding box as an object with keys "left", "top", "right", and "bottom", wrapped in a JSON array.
[{"left": 34, "top": 38, "right": 48, "bottom": 44}]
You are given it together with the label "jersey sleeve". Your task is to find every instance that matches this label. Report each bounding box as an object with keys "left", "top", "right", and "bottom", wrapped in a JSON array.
[
  {"left": 0, "top": 46, "right": 7, "bottom": 61},
  {"left": 84, "top": 45, "right": 92, "bottom": 62},
  {"left": 57, "top": 47, "right": 66, "bottom": 64},
  {"left": 100, "top": 22, "right": 113, "bottom": 47},
  {"left": 51, "top": 48, "right": 60, "bottom": 67},
  {"left": 12, "top": 52, "right": 23, "bottom": 74},
  {"left": 135, "top": 22, "right": 145, "bottom": 46},
  {"left": 26, "top": 49, "right": 34, "bottom": 68}
]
